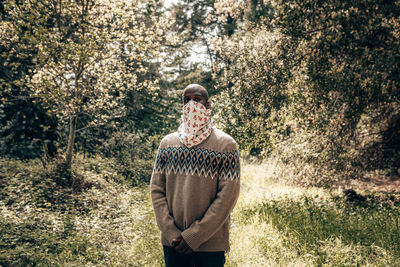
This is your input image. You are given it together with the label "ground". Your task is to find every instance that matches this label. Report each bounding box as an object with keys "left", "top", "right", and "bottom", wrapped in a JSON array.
[{"left": 1, "top": 158, "right": 399, "bottom": 266}]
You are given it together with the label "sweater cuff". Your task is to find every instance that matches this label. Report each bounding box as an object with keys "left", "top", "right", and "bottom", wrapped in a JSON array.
[
  {"left": 166, "top": 227, "right": 182, "bottom": 246},
  {"left": 181, "top": 225, "right": 202, "bottom": 250}
]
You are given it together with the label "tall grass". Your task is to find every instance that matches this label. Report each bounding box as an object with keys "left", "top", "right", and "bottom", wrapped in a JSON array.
[
  {"left": 227, "top": 163, "right": 400, "bottom": 267},
  {"left": 1, "top": 158, "right": 399, "bottom": 266}
]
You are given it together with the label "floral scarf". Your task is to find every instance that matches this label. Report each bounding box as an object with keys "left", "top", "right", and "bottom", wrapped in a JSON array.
[{"left": 177, "top": 100, "right": 213, "bottom": 148}]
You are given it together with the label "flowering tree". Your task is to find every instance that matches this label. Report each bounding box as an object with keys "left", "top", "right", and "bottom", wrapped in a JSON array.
[{"left": 2, "top": 0, "right": 167, "bottom": 169}]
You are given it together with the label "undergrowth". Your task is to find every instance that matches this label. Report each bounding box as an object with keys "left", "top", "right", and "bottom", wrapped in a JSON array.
[
  {"left": 227, "top": 163, "right": 400, "bottom": 267},
  {"left": 1, "top": 158, "right": 399, "bottom": 266},
  {"left": 237, "top": 194, "right": 400, "bottom": 266},
  {"left": 0, "top": 157, "right": 163, "bottom": 266}
]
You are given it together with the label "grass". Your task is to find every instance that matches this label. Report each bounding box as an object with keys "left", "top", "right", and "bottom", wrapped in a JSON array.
[
  {"left": 227, "top": 163, "right": 400, "bottom": 267},
  {"left": 0, "top": 158, "right": 399, "bottom": 266}
]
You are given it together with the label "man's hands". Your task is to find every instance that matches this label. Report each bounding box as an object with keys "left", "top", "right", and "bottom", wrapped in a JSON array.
[{"left": 171, "top": 236, "right": 193, "bottom": 254}]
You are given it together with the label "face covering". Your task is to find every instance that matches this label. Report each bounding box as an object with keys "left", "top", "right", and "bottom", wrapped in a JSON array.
[{"left": 177, "top": 100, "right": 213, "bottom": 148}]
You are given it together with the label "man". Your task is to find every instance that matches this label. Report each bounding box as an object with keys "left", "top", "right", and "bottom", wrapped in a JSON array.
[{"left": 150, "top": 84, "right": 240, "bottom": 267}]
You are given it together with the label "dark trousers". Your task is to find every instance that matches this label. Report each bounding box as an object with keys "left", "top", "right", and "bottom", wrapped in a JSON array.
[{"left": 163, "top": 246, "right": 225, "bottom": 267}]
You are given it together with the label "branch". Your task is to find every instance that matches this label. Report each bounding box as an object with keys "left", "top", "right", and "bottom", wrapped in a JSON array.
[{"left": 2, "top": 95, "right": 35, "bottom": 102}]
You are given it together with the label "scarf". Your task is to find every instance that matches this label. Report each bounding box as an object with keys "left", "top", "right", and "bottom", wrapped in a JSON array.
[{"left": 177, "top": 100, "right": 213, "bottom": 148}]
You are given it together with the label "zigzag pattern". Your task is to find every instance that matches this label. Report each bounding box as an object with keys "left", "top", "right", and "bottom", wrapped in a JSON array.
[{"left": 154, "top": 147, "right": 240, "bottom": 180}]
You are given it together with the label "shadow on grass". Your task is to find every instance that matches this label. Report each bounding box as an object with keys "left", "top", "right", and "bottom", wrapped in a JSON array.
[{"left": 240, "top": 193, "right": 400, "bottom": 264}]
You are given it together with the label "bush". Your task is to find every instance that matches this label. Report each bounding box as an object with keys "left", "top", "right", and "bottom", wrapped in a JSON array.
[
  {"left": 0, "top": 157, "right": 162, "bottom": 266},
  {"left": 213, "top": 0, "right": 400, "bottom": 186},
  {"left": 100, "top": 130, "right": 160, "bottom": 185}
]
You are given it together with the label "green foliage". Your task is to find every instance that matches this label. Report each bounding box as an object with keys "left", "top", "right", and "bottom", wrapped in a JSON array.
[
  {"left": 0, "top": 157, "right": 163, "bottom": 266},
  {"left": 0, "top": 99, "right": 58, "bottom": 159},
  {"left": 273, "top": 0, "right": 400, "bottom": 134},
  {"left": 0, "top": 0, "right": 58, "bottom": 159},
  {"left": 243, "top": 194, "right": 400, "bottom": 259},
  {"left": 101, "top": 131, "right": 159, "bottom": 185},
  {"left": 166, "top": 0, "right": 238, "bottom": 93},
  {"left": 1, "top": 0, "right": 171, "bottom": 169},
  {"left": 244, "top": 0, "right": 274, "bottom": 24},
  {"left": 213, "top": 0, "right": 400, "bottom": 184},
  {"left": 169, "top": 0, "right": 237, "bottom": 58},
  {"left": 1, "top": 159, "right": 399, "bottom": 266},
  {"left": 213, "top": 28, "right": 295, "bottom": 155}
]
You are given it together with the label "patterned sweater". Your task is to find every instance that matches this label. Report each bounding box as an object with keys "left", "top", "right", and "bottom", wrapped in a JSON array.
[{"left": 150, "top": 127, "right": 240, "bottom": 252}]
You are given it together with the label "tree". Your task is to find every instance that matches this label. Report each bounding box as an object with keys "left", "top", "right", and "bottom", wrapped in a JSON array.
[
  {"left": 0, "top": 0, "right": 58, "bottom": 159},
  {"left": 212, "top": 0, "right": 294, "bottom": 154},
  {"left": 2, "top": 0, "right": 167, "bottom": 169},
  {"left": 213, "top": 0, "right": 400, "bottom": 183},
  {"left": 213, "top": 26, "right": 296, "bottom": 154},
  {"left": 272, "top": 0, "right": 400, "bottom": 173},
  {"left": 165, "top": 0, "right": 239, "bottom": 97},
  {"left": 274, "top": 0, "right": 400, "bottom": 119}
]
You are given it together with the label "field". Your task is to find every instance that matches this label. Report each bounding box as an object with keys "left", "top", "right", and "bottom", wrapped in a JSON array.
[{"left": 1, "top": 158, "right": 399, "bottom": 266}]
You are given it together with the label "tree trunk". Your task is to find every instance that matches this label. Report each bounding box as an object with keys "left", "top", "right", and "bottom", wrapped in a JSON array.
[{"left": 65, "top": 115, "right": 78, "bottom": 169}]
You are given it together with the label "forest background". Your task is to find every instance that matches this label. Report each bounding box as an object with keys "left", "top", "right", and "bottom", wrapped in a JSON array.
[{"left": 1, "top": 0, "right": 399, "bottom": 266}]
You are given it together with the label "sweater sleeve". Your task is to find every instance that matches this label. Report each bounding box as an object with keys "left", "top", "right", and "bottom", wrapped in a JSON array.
[
  {"left": 150, "top": 145, "right": 181, "bottom": 245},
  {"left": 181, "top": 141, "right": 240, "bottom": 250}
]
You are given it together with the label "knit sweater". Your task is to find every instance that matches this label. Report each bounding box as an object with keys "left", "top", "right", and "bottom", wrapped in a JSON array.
[{"left": 150, "top": 127, "right": 240, "bottom": 252}]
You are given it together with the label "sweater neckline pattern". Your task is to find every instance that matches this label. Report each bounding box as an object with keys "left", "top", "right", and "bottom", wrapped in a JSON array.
[{"left": 154, "top": 146, "right": 240, "bottom": 180}]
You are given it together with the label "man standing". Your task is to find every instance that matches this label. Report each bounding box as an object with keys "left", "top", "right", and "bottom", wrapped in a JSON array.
[{"left": 150, "top": 84, "right": 240, "bottom": 267}]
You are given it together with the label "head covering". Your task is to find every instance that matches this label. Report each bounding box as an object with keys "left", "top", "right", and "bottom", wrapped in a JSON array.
[{"left": 177, "top": 100, "right": 213, "bottom": 148}]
